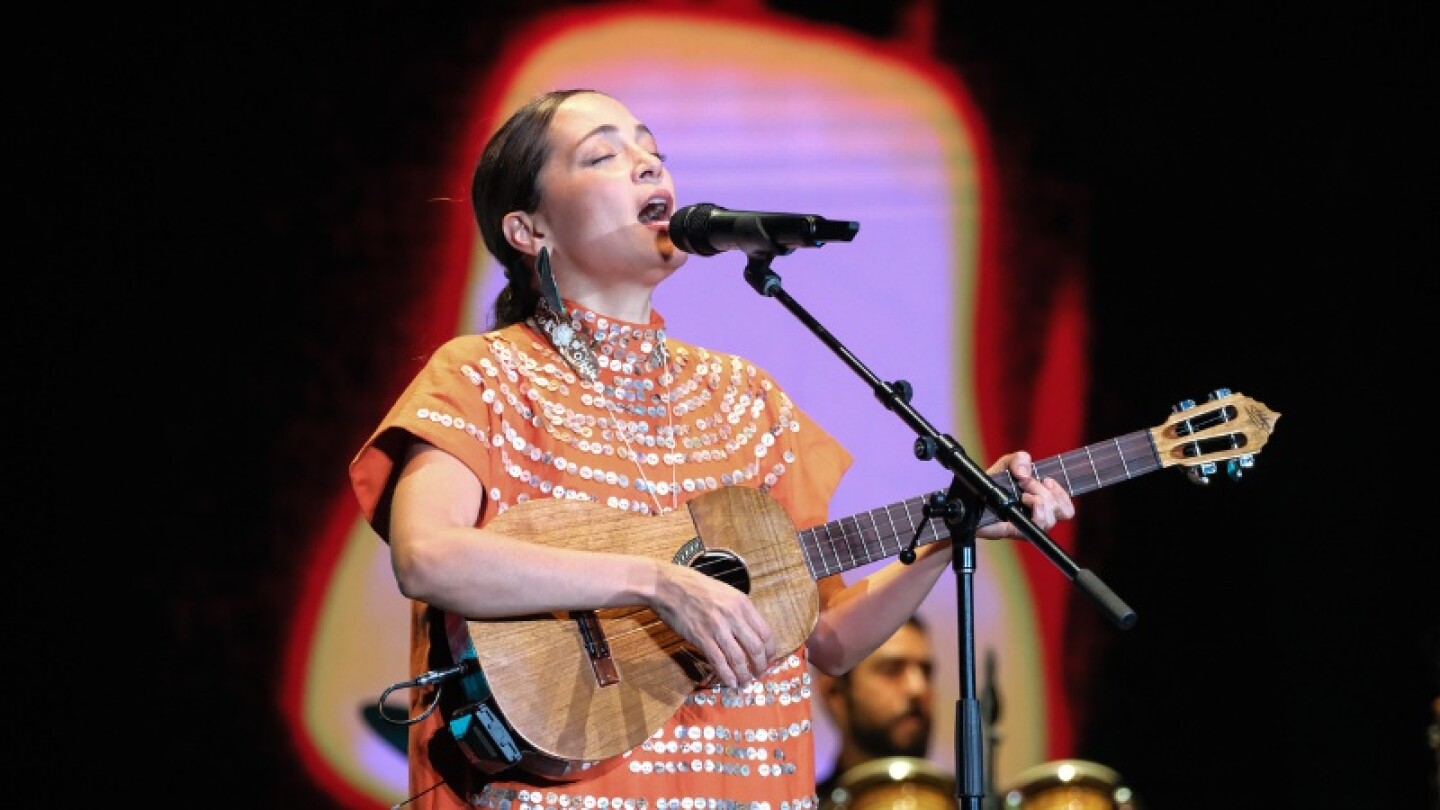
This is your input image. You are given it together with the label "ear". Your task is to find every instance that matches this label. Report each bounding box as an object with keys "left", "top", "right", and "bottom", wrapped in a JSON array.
[{"left": 502, "top": 211, "right": 547, "bottom": 256}]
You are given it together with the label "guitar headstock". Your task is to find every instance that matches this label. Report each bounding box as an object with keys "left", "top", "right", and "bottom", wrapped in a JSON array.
[{"left": 1151, "top": 388, "right": 1281, "bottom": 484}]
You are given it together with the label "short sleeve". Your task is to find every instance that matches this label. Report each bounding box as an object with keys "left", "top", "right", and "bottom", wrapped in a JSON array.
[{"left": 349, "top": 335, "right": 509, "bottom": 540}]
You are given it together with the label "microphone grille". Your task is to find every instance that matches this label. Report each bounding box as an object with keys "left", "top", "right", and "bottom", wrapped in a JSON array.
[{"left": 669, "top": 202, "right": 719, "bottom": 256}]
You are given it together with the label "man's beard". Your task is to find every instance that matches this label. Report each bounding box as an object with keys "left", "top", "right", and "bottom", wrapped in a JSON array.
[{"left": 852, "top": 709, "right": 930, "bottom": 759}]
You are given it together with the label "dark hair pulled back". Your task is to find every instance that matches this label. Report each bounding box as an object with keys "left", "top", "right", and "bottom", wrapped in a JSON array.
[{"left": 471, "top": 88, "right": 597, "bottom": 329}]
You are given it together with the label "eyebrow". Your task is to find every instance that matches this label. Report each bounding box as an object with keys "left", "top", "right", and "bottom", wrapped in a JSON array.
[{"left": 577, "top": 123, "right": 655, "bottom": 146}]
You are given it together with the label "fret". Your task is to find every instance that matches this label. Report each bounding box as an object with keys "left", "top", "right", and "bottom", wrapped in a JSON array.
[
  {"left": 1087, "top": 438, "right": 1123, "bottom": 490},
  {"left": 866, "top": 509, "right": 886, "bottom": 559},
  {"left": 829, "top": 514, "right": 844, "bottom": 566},
  {"left": 881, "top": 502, "right": 902, "bottom": 554},
  {"left": 1053, "top": 454, "right": 1074, "bottom": 493},
  {"left": 840, "top": 513, "right": 861, "bottom": 567},
  {"left": 1079, "top": 445, "right": 1100, "bottom": 494},
  {"left": 811, "top": 522, "right": 840, "bottom": 578},
  {"left": 857, "top": 509, "right": 877, "bottom": 562}
]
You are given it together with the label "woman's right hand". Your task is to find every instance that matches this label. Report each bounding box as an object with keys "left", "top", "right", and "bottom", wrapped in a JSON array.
[{"left": 649, "top": 561, "right": 776, "bottom": 687}]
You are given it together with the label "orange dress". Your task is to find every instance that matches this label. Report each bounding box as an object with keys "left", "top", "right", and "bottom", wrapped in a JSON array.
[{"left": 351, "top": 303, "right": 852, "bottom": 809}]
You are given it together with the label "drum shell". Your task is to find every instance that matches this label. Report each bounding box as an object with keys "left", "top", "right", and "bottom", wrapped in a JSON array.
[
  {"left": 822, "top": 757, "right": 957, "bottom": 810},
  {"left": 998, "top": 759, "right": 1140, "bottom": 810}
]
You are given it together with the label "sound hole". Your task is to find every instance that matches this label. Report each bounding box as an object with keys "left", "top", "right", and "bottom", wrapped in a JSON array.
[{"left": 694, "top": 549, "right": 750, "bottom": 594}]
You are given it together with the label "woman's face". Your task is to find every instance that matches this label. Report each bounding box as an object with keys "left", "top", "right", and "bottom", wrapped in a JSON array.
[{"left": 532, "top": 92, "right": 687, "bottom": 293}]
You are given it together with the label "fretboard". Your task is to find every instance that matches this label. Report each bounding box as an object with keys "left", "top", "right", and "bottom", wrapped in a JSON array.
[{"left": 798, "top": 428, "right": 1161, "bottom": 579}]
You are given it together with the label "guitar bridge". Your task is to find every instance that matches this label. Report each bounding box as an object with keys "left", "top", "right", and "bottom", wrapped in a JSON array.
[{"left": 575, "top": 611, "right": 620, "bottom": 687}]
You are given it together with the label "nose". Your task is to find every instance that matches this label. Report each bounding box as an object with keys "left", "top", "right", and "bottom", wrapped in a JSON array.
[
  {"left": 903, "top": 664, "right": 932, "bottom": 697},
  {"left": 631, "top": 147, "right": 661, "bottom": 182}
]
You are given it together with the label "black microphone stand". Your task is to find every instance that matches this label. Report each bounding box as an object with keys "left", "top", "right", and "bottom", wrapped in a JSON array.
[{"left": 737, "top": 251, "right": 1135, "bottom": 810}]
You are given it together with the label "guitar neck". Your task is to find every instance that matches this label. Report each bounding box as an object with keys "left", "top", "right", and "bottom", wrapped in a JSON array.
[{"left": 798, "top": 428, "right": 1161, "bottom": 579}]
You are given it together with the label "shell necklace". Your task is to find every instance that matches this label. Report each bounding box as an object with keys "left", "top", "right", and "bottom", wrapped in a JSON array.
[{"left": 531, "top": 296, "right": 679, "bottom": 515}]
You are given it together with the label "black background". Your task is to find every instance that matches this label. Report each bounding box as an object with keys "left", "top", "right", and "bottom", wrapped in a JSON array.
[{"left": 30, "top": 3, "right": 1437, "bottom": 807}]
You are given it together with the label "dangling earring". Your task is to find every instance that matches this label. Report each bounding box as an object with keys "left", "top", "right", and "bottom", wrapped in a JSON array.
[
  {"left": 537, "top": 246, "right": 565, "bottom": 316},
  {"left": 532, "top": 247, "right": 601, "bottom": 381}
]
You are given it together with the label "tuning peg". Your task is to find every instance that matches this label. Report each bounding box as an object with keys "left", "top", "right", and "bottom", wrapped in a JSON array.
[
  {"left": 1226, "top": 454, "right": 1255, "bottom": 481},
  {"left": 1172, "top": 398, "right": 1199, "bottom": 438},
  {"left": 1209, "top": 387, "right": 1254, "bottom": 480},
  {"left": 1174, "top": 397, "right": 1209, "bottom": 484}
]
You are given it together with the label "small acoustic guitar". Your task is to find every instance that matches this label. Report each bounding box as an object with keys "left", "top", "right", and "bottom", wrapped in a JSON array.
[{"left": 444, "top": 389, "right": 1280, "bottom": 778}]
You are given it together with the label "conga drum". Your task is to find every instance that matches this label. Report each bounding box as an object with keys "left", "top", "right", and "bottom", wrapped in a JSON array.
[
  {"left": 822, "top": 757, "right": 958, "bottom": 810},
  {"left": 998, "top": 759, "right": 1140, "bottom": 810}
]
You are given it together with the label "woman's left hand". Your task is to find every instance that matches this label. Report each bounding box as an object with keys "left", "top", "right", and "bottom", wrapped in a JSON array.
[{"left": 975, "top": 451, "right": 1076, "bottom": 539}]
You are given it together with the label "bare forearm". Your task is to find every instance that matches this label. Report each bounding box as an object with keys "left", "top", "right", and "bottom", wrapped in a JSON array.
[
  {"left": 807, "top": 540, "right": 952, "bottom": 675},
  {"left": 392, "top": 524, "right": 659, "bottom": 617},
  {"left": 388, "top": 440, "right": 661, "bottom": 618}
]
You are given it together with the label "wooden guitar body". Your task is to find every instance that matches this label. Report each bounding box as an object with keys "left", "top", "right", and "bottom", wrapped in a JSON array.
[{"left": 465, "top": 486, "right": 821, "bottom": 765}]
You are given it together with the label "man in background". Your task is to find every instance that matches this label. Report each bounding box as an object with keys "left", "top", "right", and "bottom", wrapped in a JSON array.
[{"left": 815, "top": 614, "right": 937, "bottom": 802}]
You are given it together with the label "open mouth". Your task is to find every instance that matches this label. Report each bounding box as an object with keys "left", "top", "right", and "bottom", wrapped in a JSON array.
[{"left": 639, "top": 196, "right": 671, "bottom": 225}]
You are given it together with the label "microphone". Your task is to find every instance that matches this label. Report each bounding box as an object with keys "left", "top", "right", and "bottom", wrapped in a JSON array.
[{"left": 668, "top": 203, "right": 859, "bottom": 257}]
